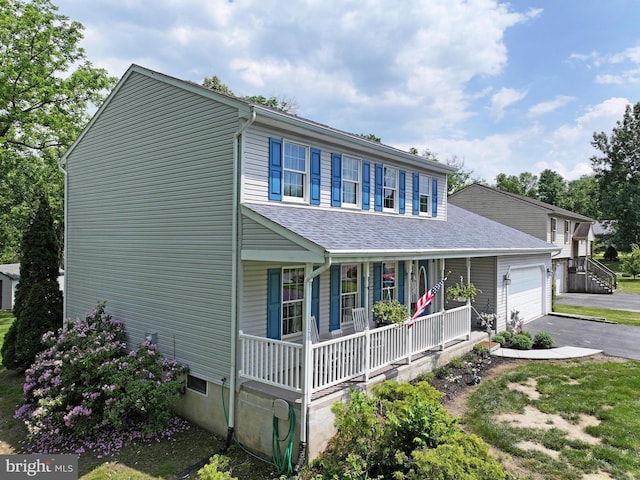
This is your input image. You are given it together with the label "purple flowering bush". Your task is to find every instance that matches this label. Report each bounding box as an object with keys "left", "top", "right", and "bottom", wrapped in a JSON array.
[{"left": 15, "top": 303, "right": 189, "bottom": 455}]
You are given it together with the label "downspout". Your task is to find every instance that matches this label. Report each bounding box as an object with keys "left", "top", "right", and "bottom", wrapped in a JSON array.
[
  {"left": 223, "top": 108, "right": 256, "bottom": 452},
  {"left": 294, "top": 259, "right": 332, "bottom": 474},
  {"left": 57, "top": 160, "right": 68, "bottom": 321}
]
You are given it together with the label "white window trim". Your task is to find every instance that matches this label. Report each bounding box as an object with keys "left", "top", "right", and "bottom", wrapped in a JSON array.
[
  {"left": 381, "top": 261, "right": 397, "bottom": 301},
  {"left": 551, "top": 218, "right": 557, "bottom": 243},
  {"left": 282, "top": 139, "right": 309, "bottom": 204},
  {"left": 340, "top": 264, "right": 360, "bottom": 325},
  {"left": 418, "top": 174, "right": 431, "bottom": 216},
  {"left": 341, "top": 155, "right": 361, "bottom": 209},
  {"left": 564, "top": 220, "right": 570, "bottom": 244},
  {"left": 383, "top": 165, "right": 398, "bottom": 212},
  {"left": 281, "top": 265, "right": 305, "bottom": 339}
]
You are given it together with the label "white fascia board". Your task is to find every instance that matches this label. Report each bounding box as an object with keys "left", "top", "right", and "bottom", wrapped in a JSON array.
[{"left": 241, "top": 250, "right": 326, "bottom": 263}]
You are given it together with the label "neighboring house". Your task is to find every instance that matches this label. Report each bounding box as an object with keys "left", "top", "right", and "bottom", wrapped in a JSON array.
[
  {"left": 0, "top": 264, "right": 65, "bottom": 311},
  {"left": 0, "top": 264, "right": 20, "bottom": 310},
  {"left": 60, "top": 65, "right": 558, "bottom": 464},
  {"left": 449, "top": 183, "right": 616, "bottom": 294}
]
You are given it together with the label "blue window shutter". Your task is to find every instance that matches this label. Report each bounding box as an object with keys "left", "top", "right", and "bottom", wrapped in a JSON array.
[
  {"left": 399, "top": 170, "right": 406, "bottom": 214},
  {"left": 412, "top": 173, "right": 419, "bottom": 215},
  {"left": 310, "top": 148, "right": 321, "bottom": 205},
  {"left": 362, "top": 161, "right": 370, "bottom": 210},
  {"left": 267, "top": 268, "right": 281, "bottom": 339},
  {"left": 269, "top": 138, "right": 282, "bottom": 201},
  {"left": 373, "top": 263, "right": 382, "bottom": 303},
  {"left": 397, "top": 261, "right": 405, "bottom": 304},
  {"left": 312, "top": 276, "right": 320, "bottom": 332},
  {"left": 329, "top": 265, "right": 341, "bottom": 331},
  {"left": 432, "top": 178, "right": 438, "bottom": 217},
  {"left": 374, "top": 164, "right": 383, "bottom": 212},
  {"left": 331, "top": 153, "right": 342, "bottom": 207}
]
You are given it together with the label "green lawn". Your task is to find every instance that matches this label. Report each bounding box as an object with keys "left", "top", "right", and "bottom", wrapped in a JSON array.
[
  {"left": 0, "top": 311, "right": 14, "bottom": 365},
  {"left": 553, "top": 304, "right": 640, "bottom": 326},
  {"left": 465, "top": 358, "right": 640, "bottom": 480}
]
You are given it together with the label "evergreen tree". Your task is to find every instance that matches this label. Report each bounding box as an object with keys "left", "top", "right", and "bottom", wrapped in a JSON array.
[{"left": 2, "top": 188, "right": 63, "bottom": 370}]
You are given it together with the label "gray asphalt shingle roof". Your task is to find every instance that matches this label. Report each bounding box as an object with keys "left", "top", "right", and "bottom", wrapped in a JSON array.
[{"left": 244, "top": 203, "right": 556, "bottom": 256}]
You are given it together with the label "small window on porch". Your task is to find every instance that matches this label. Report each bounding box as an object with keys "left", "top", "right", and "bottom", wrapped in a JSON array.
[
  {"left": 340, "top": 264, "right": 360, "bottom": 324},
  {"left": 282, "top": 267, "right": 304, "bottom": 337},
  {"left": 382, "top": 262, "right": 396, "bottom": 301}
]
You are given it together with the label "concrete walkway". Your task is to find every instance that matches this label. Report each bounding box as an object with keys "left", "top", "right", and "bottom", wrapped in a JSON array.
[{"left": 493, "top": 345, "right": 602, "bottom": 359}]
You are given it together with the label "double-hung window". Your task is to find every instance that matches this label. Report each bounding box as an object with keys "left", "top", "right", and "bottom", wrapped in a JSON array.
[
  {"left": 342, "top": 155, "right": 360, "bottom": 206},
  {"left": 418, "top": 175, "right": 430, "bottom": 214},
  {"left": 282, "top": 267, "right": 304, "bottom": 337},
  {"left": 550, "top": 218, "right": 557, "bottom": 242},
  {"left": 383, "top": 166, "right": 397, "bottom": 210},
  {"left": 340, "top": 265, "right": 359, "bottom": 324},
  {"left": 564, "top": 220, "right": 570, "bottom": 243},
  {"left": 382, "top": 262, "right": 396, "bottom": 301},
  {"left": 283, "top": 141, "right": 308, "bottom": 200}
]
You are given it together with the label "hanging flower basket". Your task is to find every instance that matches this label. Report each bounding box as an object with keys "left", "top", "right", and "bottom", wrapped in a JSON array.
[
  {"left": 446, "top": 282, "right": 481, "bottom": 302},
  {"left": 372, "top": 299, "right": 408, "bottom": 326}
]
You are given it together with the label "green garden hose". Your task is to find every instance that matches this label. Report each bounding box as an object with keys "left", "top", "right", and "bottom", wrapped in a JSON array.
[{"left": 272, "top": 405, "right": 295, "bottom": 476}]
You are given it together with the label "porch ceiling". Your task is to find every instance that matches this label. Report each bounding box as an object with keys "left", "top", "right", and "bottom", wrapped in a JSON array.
[{"left": 241, "top": 203, "right": 559, "bottom": 264}]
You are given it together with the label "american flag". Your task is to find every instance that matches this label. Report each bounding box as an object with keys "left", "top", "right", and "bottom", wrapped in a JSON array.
[{"left": 407, "top": 276, "right": 447, "bottom": 328}]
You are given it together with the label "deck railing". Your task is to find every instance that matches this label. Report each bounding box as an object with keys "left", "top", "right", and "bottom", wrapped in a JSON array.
[{"left": 239, "top": 304, "right": 471, "bottom": 393}]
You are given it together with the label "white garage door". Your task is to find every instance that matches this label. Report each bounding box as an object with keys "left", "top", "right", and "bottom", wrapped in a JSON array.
[{"left": 508, "top": 266, "right": 543, "bottom": 322}]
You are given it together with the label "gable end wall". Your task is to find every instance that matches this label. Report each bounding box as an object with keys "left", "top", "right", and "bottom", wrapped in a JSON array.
[{"left": 65, "top": 71, "right": 239, "bottom": 383}]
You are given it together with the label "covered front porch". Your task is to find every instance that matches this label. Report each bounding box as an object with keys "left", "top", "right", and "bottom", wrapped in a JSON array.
[{"left": 239, "top": 303, "right": 471, "bottom": 394}]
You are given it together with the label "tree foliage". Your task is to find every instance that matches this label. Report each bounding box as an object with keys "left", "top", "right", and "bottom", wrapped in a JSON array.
[
  {"left": 494, "top": 172, "right": 538, "bottom": 198},
  {"left": 538, "top": 169, "right": 566, "bottom": 206},
  {"left": 621, "top": 244, "right": 640, "bottom": 279},
  {"left": 1, "top": 187, "right": 63, "bottom": 370},
  {"left": 591, "top": 102, "right": 640, "bottom": 250},
  {"left": 201, "top": 75, "right": 296, "bottom": 113},
  {"left": 565, "top": 174, "right": 601, "bottom": 219},
  {"left": 0, "top": 0, "right": 116, "bottom": 262}
]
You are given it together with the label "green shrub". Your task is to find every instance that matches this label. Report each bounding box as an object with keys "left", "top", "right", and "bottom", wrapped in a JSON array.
[
  {"left": 434, "top": 366, "right": 451, "bottom": 379},
  {"left": 533, "top": 331, "right": 554, "bottom": 349},
  {"left": 498, "top": 330, "right": 512, "bottom": 341},
  {"left": 314, "top": 380, "right": 504, "bottom": 480},
  {"left": 520, "top": 330, "right": 532, "bottom": 340},
  {"left": 604, "top": 246, "right": 618, "bottom": 261},
  {"left": 409, "top": 432, "right": 506, "bottom": 480},
  {"left": 510, "top": 333, "right": 533, "bottom": 350},
  {"left": 450, "top": 355, "right": 466, "bottom": 369},
  {"left": 491, "top": 335, "right": 506, "bottom": 347},
  {"left": 473, "top": 343, "right": 489, "bottom": 356},
  {"left": 15, "top": 303, "right": 188, "bottom": 454},
  {"left": 197, "top": 455, "right": 237, "bottom": 480}
]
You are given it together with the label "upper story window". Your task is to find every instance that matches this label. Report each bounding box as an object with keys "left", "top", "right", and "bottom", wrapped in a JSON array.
[
  {"left": 270, "top": 138, "right": 319, "bottom": 204},
  {"left": 564, "top": 220, "right": 570, "bottom": 243},
  {"left": 383, "top": 166, "right": 397, "bottom": 210},
  {"left": 550, "top": 218, "right": 557, "bottom": 242},
  {"left": 342, "top": 156, "right": 360, "bottom": 206},
  {"left": 283, "top": 141, "right": 308, "bottom": 199},
  {"left": 418, "top": 175, "right": 430, "bottom": 214},
  {"left": 282, "top": 266, "right": 304, "bottom": 337},
  {"left": 340, "top": 264, "right": 360, "bottom": 324}
]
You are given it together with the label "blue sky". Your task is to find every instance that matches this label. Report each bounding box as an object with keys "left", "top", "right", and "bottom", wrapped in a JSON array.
[{"left": 55, "top": 0, "right": 640, "bottom": 183}]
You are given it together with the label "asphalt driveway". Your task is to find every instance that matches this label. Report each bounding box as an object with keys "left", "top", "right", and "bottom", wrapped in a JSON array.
[{"left": 524, "top": 291, "right": 640, "bottom": 360}]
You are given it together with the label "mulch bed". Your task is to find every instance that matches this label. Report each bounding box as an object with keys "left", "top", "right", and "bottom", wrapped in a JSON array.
[{"left": 426, "top": 352, "right": 516, "bottom": 404}]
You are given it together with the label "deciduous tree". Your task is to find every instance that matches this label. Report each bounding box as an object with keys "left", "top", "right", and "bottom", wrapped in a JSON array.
[
  {"left": 538, "top": 169, "right": 566, "bottom": 206},
  {"left": 591, "top": 102, "right": 640, "bottom": 249},
  {"left": 0, "top": 0, "right": 115, "bottom": 262}
]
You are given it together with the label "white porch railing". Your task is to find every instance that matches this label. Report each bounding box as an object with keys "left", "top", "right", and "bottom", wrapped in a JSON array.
[{"left": 239, "top": 304, "right": 471, "bottom": 393}]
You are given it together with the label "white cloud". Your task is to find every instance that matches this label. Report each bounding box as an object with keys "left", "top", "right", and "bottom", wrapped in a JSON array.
[
  {"left": 528, "top": 95, "right": 575, "bottom": 117},
  {"left": 490, "top": 88, "right": 528, "bottom": 120}
]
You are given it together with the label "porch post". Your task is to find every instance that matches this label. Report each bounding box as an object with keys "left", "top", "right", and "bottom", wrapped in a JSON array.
[
  {"left": 466, "top": 257, "right": 472, "bottom": 305},
  {"left": 363, "top": 262, "right": 371, "bottom": 381},
  {"left": 300, "top": 263, "right": 314, "bottom": 463}
]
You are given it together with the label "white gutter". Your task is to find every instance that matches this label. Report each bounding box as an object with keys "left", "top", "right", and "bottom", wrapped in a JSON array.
[
  {"left": 227, "top": 108, "right": 256, "bottom": 441},
  {"left": 57, "top": 160, "right": 68, "bottom": 321}
]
